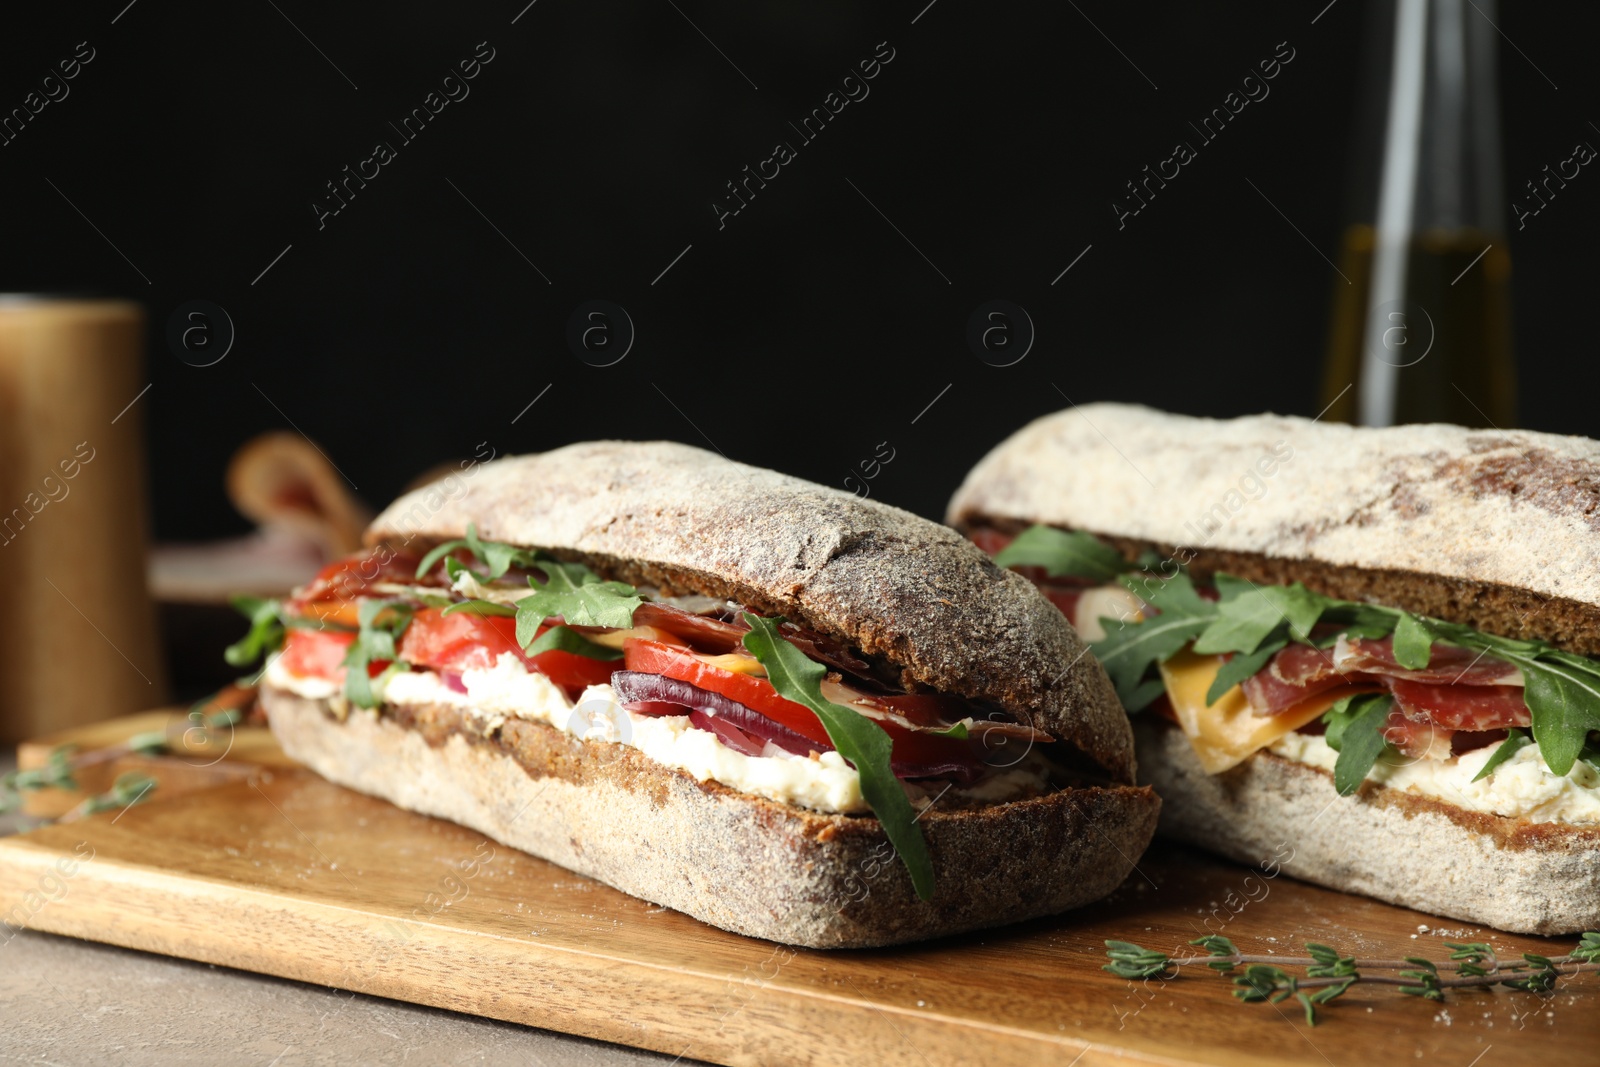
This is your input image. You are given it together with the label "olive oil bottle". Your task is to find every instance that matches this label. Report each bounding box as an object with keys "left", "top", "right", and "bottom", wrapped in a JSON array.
[{"left": 1319, "top": 0, "right": 1515, "bottom": 428}]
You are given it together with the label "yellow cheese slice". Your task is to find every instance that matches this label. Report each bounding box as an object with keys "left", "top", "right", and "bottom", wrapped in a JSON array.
[{"left": 1157, "top": 649, "right": 1361, "bottom": 773}]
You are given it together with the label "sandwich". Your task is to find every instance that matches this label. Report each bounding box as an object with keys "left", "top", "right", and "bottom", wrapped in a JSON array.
[
  {"left": 229, "top": 441, "right": 1159, "bottom": 948},
  {"left": 949, "top": 404, "right": 1600, "bottom": 935}
]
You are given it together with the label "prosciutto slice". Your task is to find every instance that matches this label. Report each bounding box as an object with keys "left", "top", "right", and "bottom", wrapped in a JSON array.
[
  {"left": 1234, "top": 634, "right": 1534, "bottom": 760},
  {"left": 1242, "top": 636, "right": 1524, "bottom": 718},
  {"left": 1378, "top": 708, "right": 1455, "bottom": 761},
  {"left": 1332, "top": 635, "right": 1522, "bottom": 686},
  {"left": 1240, "top": 644, "right": 1357, "bottom": 715}
]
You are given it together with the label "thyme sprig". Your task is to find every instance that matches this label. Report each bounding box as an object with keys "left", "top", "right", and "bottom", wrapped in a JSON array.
[
  {"left": 0, "top": 687, "right": 248, "bottom": 821},
  {"left": 1106, "top": 932, "right": 1600, "bottom": 1025}
]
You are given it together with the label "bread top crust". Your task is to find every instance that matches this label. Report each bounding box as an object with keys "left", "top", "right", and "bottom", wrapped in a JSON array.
[
  {"left": 948, "top": 404, "right": 1600, "bottom": 650},
  {"left": 367, "top": 441, "right": 1134, "bottom": 782}
]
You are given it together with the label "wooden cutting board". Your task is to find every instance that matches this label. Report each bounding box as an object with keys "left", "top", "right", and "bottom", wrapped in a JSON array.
[{"left": 2, "top": 715, "right": 1592, "bottom": 1066}]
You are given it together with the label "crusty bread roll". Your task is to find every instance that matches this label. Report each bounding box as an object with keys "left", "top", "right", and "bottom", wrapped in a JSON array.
[
  {"left": 949, "top": 404, "right": 1600, "bottom": 934},
  {"left": 1135, "top": 719, "right": 1600, "bottom": 935},
  {"left": 263, "top": 441, "right": 1160, "bottom": 948},
  {"left": 950, "top": 404, "right": 1600, "bottom": 653}
]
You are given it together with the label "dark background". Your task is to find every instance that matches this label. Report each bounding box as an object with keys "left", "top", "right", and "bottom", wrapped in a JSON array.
[{"left": 4, "top": 0, "right": 1597, "bottom": 537}]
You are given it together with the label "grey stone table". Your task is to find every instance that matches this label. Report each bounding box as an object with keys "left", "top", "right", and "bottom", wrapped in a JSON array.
[{"left": 0, "top": 751, "right": 697, "bottom": 1067}]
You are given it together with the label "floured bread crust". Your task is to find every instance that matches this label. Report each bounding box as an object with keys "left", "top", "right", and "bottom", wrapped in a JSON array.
[
  {"left": 263, "top": 685, "right": 1162, "bottom": 948},
  {"left": 1135, "top": 719, "right": 1600, "bottom": 935},
  {"left": 369, "top": 440, "right": 1134, "bottom": 781},
  {"left": 948, "top": 404, "right": 1600, "bottom": 653}
]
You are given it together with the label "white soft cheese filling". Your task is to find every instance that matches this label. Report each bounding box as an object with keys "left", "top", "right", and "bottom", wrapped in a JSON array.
[
  {"left": 1268, "top": 731, "right": 1600, "bottom": 824},
  {"left": 265, "top": 652, "right": 1050, "bottom": 815}
]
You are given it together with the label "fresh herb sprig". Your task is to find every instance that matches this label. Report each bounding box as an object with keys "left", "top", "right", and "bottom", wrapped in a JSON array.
[
  {"left": 421, "top": 525, "right": 642, "bottom": 660},
  {"left": 1105, "top": 932, "right": 1600, "bottom": 1026},
  {"left": 70, "top": 772, "right": 158, "bottom": 819},
  {"left": 224, "top": 597, "right": 350, "bottom": 672},
  {"left": 0, "top": 689, "right": 248, "bottom": 819},
  {"left": 741, "top": 614, "right": 936, "bottom": 901},
  {"left": 0, "top": 745, "right": 78, "bottom": 815},
  {"left": 991, "top": 525, "right": 1135, "bottom": 583},
  {"left": 342, "top": 599, "right": 416, "bottom": 708},
  {"left": 415, "top": 522, "right": 547, "bottom": 584},
  {"left": 513, "top": 562, "right": 643, "bottom": 646},
  {"left": 1320, "top": 692, "right": 1396, "bottom": 796}
]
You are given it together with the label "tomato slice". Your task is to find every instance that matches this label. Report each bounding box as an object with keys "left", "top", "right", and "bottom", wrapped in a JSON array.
[
  {"left": 530, "top": 648, "right": 617, "bottom": 694},
  {"left": 399, "top": 608, "right": 615, "bottom": 695},
  {"left": 623, "top": 639, "right": 834, "bottom": 747},
  {"left": 620, "top": 638, "right": 981, "bottom": 769},
  {"left": 286, "top": 546, "right": 434, "bottom": 628},
  {"left": 398, "top": 608, "right": 522, "bottom": 672},
  {"left": 277, "top": 629, "right": 386, "bottom": 681},
  {"left": 967, "top": 527, "right": 1014, "bottom": 557}
]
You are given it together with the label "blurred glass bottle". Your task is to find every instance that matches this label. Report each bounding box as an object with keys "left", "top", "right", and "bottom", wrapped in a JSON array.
[{"left": 1320, "top": 0, "right": 1515, "bottom": 427}]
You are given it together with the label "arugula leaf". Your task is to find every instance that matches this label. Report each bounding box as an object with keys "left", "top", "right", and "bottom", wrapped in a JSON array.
[
  {"left": 1391, "top": 613, "right": 1436, "bottom": 671},
  {"left": 1129, "top": 568, "right": 1215, "bottom": 617},
  {"left": 441, "top": 598, "right": 517, "bottom": 617},
  {"left": 1472, "top": 729, "right": 1532, "bottom": 782},
  {"left": 991, "top": 525, "right": 1131, "bottom": 582},
  {"left": 1206, "top": 639, "right": 1287, "bottom": 706},
  {"left": 514, "top": 563, "right": 642, "bottom": 648},
  {"left": 1262, "top": 584, "right": 1335, "bottom": 643},
  {"left": 741, "top": 614, "right": 934, "bottom": 901},
  {"left": 1507, "top": 653, "right": 1600, "bottom": 776},
  {"left": 1196, "top": 581, "right": 1331, "bottom": 655},
  {"left": 1192, "top": 591, "right": 1286, "bottom": 656},
  {"left": 342, "top": 599, "right": 417, "bottom": 708},
  {"left": 525, "top": 625, "right": 623, "bottom": 661},
  {"left": 1089, "top": 571, "right": 1217, "bottom": 709},
  {"left": 416, "top": 523, "right": 545, "bottom": 583},
  {"left": 1321, "top": 693, "right": 1394, "bottom": 796},
  {"left": 224, "top": 596, "right": 286, "bottom": 667}
]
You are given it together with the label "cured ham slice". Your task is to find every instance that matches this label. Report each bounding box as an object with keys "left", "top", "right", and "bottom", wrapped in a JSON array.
[
  {"left": 1242, "top": 635, "right": 1525, "bottom": 719},
  {"left": 1332, "top": 635, "right": 1522, "bottom": 686},
  {"left": 1241, "top": 644, "right": 1356, "bottom": 715},
  {"left": 1388, "top": 680, "right": 1530, "bottom": 731},
  {"left": 1379, "top": 707, "right": 1455, "bottom": 761}
]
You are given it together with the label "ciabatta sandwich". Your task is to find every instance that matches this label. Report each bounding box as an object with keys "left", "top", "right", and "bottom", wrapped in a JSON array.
[
  {"left": 233, "top": 441, "right": 1159, "bottom": 948},
  {"left": 949, "top": 404, "right": 1600, "bottom": 935}
]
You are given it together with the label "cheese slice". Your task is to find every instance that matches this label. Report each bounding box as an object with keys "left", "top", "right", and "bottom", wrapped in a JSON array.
[{"left": 1157, "top": 649, "right": 1361, "bottom": 774}]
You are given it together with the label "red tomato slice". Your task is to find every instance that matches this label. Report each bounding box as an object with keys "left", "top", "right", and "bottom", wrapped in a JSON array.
[
  {"left": 620, "top": 638, "right": 979, "bottom": 768},
  {"left": 277, "top": 629, "right": 384, "bottom": 681},
  {"left": 967, "top": 527, "right": 1014, "bottom": 557},
  {"left": 399, "top": 608, "right": 615, "bottom": 695},
  {"left": 398, "top": 608, "right": 523, "bottom": 672},
  {"left": 530, "top": 648, "right": 617, "bottom": 694},
  {"left": 623, "top": 639, "right": 833, "bottom": 747},
  {"left": 287, "top": 546, "right": 431, "bottom": 628}
]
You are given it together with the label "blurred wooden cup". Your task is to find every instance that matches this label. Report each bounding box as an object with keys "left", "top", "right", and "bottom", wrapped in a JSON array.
[{"left": 0, "top": 297, "right": 167, "bottom": 743}]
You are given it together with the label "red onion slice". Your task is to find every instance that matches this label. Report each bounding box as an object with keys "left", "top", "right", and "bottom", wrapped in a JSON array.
[
  {"left": 688, "top": 709, "right": 766, "bottom": 757},
  {"left": 611, "top": 671, "right": 989, "bottom": 783},
  {"left": 611, "top": 671, "right": 824, "bottom": 757}
]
